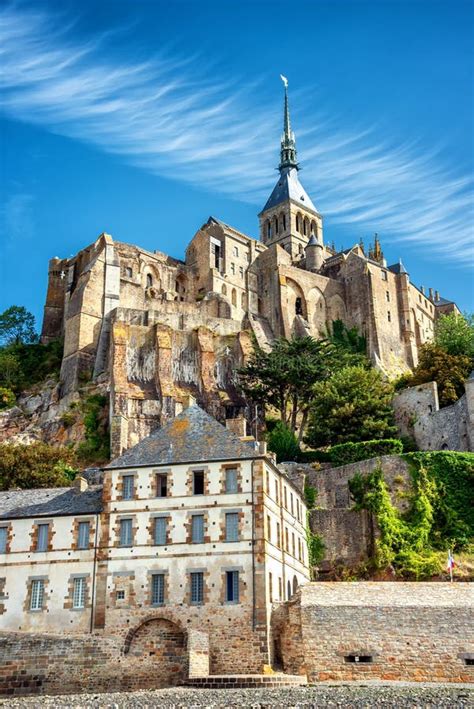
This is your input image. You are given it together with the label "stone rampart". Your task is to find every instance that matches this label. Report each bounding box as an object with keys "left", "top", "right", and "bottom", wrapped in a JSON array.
[{"left": 275, "top": 582, "right": 474, "bottom": 683}]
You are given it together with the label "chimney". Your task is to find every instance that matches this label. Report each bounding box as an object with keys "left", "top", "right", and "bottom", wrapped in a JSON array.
[
  {"left": 258, "top": 441, "right": 267, "bottom": 455},
  {"left": 74, "top": 476, "right": 88, "bottom": 493},
  {"left": 429, "top": 287, "right": 434, "bottom": 301},
  {"left": 435, "top": 291, "right": 440, "bottom": 302},
  {"left": 225, "top": 416, "right": 247, "bottom": 439},
  {"left": 420, "top": 285, "right": 425, "bottom": 294}
]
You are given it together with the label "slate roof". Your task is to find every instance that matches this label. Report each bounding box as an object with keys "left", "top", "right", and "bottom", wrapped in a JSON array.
[
  {"left": 261, "top": 167, "right": 318, "bottom": 214},
  {"left": 388, "top": 259, "right": 408, "bottom": 275},
  {"left": 0, "top": 486, "right": 103, "bottom": 520},
  {"left": 107, "top": 405, "right": 259, "bottom": 469}
]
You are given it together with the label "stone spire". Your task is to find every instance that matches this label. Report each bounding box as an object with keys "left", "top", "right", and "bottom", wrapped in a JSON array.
[{"left": 279, "top": 76, "right": 298, "bottom": 171}]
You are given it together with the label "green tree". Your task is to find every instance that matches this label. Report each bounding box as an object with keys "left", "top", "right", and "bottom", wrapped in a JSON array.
[
  {"left": 267, "top": 420, "right": 300, "bottom": 462},
  {"left": 434, "top": 312, "right": 474, "bottom": 359},
  {"left": 408, "top": 344, "right": 471, "bottom": 407},
  {"left": 306, "top": 365, "right": 396, "bottom": 447},
  {"left": 0, "top": 387, "right": 16, "bottom": 410},
  {"left": 0, "top": 306, "right": 37, "bottom": 345},
  {"left": 326, "top": 319, "right": 367, "bottom": 357},
  {"left": 238, "top": 336, "right": 338, "bottom": 440},
  {"left": 0, "top": 442, "right": 76, "bottom": 490},
  {"left": 0, "top": 349, "right": 21, "bottom": 389}
]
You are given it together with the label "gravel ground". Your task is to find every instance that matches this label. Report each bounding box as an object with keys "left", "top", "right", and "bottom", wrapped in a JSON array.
[{"left": 1, "top": 683, "right": 473, "bottom": 709}]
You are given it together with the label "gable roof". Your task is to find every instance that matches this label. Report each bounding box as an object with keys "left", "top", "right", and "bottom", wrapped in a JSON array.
[
  {"left": 0, "top": 486, "right": 103, "bottom": 520},
  {"left": 260, "top": 167, "right": 318, "bottom": 215},
  {"left": 107, "top": 405, "right": 258, "bottom": 469}
]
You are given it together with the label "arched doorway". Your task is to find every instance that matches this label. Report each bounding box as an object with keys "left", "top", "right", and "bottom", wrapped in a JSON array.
[{"left": 125, "top": 617, "right": 187, "bottom": 686}]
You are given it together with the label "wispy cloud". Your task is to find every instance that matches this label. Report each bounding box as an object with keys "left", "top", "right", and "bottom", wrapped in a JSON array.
[
  {"left": 1, "top": 5, "right": 472, "bottom": 264},
  {"left": 0, "top": 191, "right": 35, "bottom": 248}
]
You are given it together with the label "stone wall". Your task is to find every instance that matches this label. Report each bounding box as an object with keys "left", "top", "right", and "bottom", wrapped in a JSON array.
[
  {"left": 0, "top": 627, "right": 189, "bottom": 697},
  {"left": 305, "top": 455, "right": 411, "bottom": 571},
  {"left": 393, "top": 379, "right": 474, "bottom": 452},
  {"left": 275, "top": 582, "right": 474, "bottom": 683}
]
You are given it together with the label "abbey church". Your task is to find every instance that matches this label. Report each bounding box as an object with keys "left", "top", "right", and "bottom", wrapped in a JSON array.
[{"left": 40, "top": 83, "right": 457, "bottom": 457}]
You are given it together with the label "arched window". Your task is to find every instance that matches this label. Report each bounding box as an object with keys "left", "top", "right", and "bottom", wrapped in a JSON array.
[
  {"left": 287, "top": 580, "right": 292, "bottom": 599},
  {"left": 231, "top": 288, "right": 237, "bottom": 306},
  {"left": 295, "top": 297, "right": 303, "bottom": 316},
  {"left": 125, "top": 267, "right": 132, "bottom": 278},
  {"left": 267, "top": 220, "right": 272, "bottom": 239},
  {"left": 293, "top": 576, "right": 298, "bottom": 595},
  {"left": 241, "top": 292, "right": 246, "bottom": 309},
  {"left": 281, "top": 213, "right": 286, "bottom": 231},
  {"left": 222, "top": 284, "right": 227, "bottom": 296},
  {"left": 296, "top": 214, "right": 301, "bottom": 233},
  {"left": 274, "top": 216, "right": 279, "bottom": 235},
  {"left": 303, "top": 217, "right": 309, "bottom": 236},
  {"left": 146, "top": 274, "right": 153, "bottom": 288}
]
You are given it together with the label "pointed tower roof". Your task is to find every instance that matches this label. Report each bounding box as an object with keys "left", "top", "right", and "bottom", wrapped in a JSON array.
[
  {"left": 260, "top": 77, "right": 318, "bottom": 215},
  {"left": 107, "top": 405, "right": 258, "bottom": 469}
]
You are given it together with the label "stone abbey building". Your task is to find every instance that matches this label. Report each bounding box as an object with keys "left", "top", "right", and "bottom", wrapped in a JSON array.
[{"left": 39, "top": 82, "right": 458, "bottom": 456}]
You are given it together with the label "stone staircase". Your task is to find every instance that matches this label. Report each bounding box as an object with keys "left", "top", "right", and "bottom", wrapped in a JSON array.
[
  {"left": 184, "top": 673, "right": 308, "bottom": 689},
  {"left": 249, "top": 314, "right": 275, "bottom": 352}
]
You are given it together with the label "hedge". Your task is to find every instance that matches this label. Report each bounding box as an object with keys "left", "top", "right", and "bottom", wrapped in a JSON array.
[{"left": 329, "top": 438, "right": 404, "bottom": 466}]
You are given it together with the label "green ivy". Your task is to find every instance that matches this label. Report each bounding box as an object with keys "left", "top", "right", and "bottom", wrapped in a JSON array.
[
  {"left": 306, "top": 511, "right": 325, "bottom": 577},
  {"left": 349, "top": 451, "right": 474, "bottom": 578},
  {"left": 76, "top": 394, "right": 110, "bottom": 464},
  {"left": 304, "top": 484, "right": 317, "bottom": 510}
]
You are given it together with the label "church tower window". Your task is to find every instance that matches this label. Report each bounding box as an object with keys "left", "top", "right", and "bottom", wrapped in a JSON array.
[{"left": 146, "top": 274, "right": 153, "bottom": 288}]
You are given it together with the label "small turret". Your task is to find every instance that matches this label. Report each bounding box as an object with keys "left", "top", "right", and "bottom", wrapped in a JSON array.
[{"left": 306, "top": 233, "right": 324, "bottom": 272}]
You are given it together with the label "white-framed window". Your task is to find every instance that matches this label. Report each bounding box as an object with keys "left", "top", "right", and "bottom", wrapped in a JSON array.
[
  {"left": 151, "top": 573, "right": 165, "bottom": 606},
  {"left": 191, "top": 514, "right": 204, "bottom": 544},
  {"left": 0, "top": 526, "right": 7, "bottom": 553},
  {"left": 122, "top": 475, "right": 134, "bottom": 500},
  {"left": 30, "top": 579, "right": 44, "bottom": 611},
  {"left": 225, "top": 570, "right": 239, "bottom": 603},
  {"left": 36, "top": 523, "right": 49, "bottom": 552},
  {"left": 225, "top": 468, "right": 238, "bottom": 494},
  {"left": 119, "top": 518, "right": 133, "bottom": 547},
  {"left": 154, "top": 517, "right": 167, "bottom": 546},
  {"left": 77, "top": 521, "right": 90, "bottom": 550},
  {"left": 190, "top": 572, "right": 204, "bottom": 605},
  {"left": 72, "top": 577, "right": 86, "bottom": 609},
  {"left": 225, "top": 512, "right": 239, "bottom": 542}
]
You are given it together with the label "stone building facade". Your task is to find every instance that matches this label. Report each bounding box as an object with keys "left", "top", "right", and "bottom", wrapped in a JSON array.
[
  {"left": 39, "top": 83, "right": 458, "bottom": 455},
  {"left": 0, "top": 406, "right": 309, "bottom": 684}
]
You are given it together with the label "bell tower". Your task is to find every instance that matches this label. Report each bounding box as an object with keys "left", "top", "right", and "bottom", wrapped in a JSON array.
[{"left": 258, "top": 76, "right": 323, "bottom": 261}]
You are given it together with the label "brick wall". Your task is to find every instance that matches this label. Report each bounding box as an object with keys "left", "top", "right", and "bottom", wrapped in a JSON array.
[{"left": 275, "top": 582, "right": 474, "bottom": 683}]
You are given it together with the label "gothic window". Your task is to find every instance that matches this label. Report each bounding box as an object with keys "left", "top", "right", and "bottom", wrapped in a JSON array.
[
  {"left": 146, "top": 274, "right": 153, "bottom": 288},
  {"left": 281, "top": 213, "right": 286, "bottom": 231},
  {"left": 311, "top": 220, "right": 317, "bottom": 236},
  {"left": 267, "top": 221, "right": 272, "bottom": 239},
  {"left": 274, "top": 216, "right": 279, "bottom": 235},
  {"left": 241, "top": 292, "right": 246, "bottom": 309},
  {"left": 295, "top": 297, "right": 303, "bottom": 316},
  {"left": 303, "top": 217, "right": 309, "bottom": 236},
  {"left": 222, "top": 284, "right": 227, "bottom": 296},
  {"left": 296, "top": 214, "right": 301, "bottom": 233},
  {"left": 231, "top": 289, "right": 237, "bottom": 306}
]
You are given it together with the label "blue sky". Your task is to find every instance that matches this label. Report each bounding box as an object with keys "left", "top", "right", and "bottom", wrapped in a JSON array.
[{"left": 0, "top": 0, "right": 473, "bottom": 329}]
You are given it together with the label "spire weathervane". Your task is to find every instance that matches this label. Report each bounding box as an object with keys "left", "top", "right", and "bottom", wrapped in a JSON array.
[{"left": 279, "top": 75, "right": 298, "bottom": 171}]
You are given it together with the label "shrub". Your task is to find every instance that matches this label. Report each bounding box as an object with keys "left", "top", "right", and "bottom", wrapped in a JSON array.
[
  {"left": 297, "top": 449, "right": 332, "bottom": 463},
  {"left": 0, "top": 442, "right": 76, "bottom": 490},
  {"left": 330, "top": 439, "right": 403, "bottom": 466},
  {"left": 0, "top": 386, "right": 16, "bottom": 410},
  {"left": 267, "top": 420, "right": 300, "bottom": 463}
]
